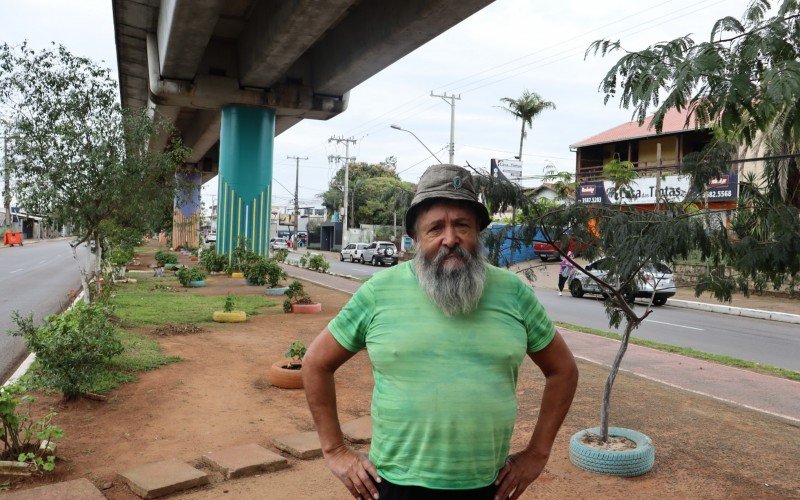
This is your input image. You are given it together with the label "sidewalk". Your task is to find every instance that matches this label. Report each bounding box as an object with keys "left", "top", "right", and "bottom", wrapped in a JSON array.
[{"left": 281, "top": 263, "right": 800, "bottom": 425}]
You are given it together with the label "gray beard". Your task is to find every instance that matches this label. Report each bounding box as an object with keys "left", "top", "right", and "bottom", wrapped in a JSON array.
[{"left": 414, "top": 243, "right": 487, "bottom": 317}]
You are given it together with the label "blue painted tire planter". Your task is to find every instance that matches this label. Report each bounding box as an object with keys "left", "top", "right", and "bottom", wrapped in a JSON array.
[
  {"left": 569, "top": 427, "right": 654, "bottom": 477},
  {"left": 187, "top": 280, "right": 206, "bottom": 287},
  {"left": 265, "top": 286, "right": 289, "bottom": 295}
]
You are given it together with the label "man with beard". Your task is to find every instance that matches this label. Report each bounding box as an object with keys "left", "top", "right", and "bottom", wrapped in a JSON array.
[{"left": 303, "top": 164, "right": 578, "bottom": 500}]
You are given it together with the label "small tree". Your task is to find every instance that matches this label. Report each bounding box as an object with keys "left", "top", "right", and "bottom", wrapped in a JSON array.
[{"left": 0, "top": 42, "right": 189, "bottom": 300}]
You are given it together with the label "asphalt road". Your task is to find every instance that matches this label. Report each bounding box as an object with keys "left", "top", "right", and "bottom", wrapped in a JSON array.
[
  {"left": 0, "top": 239, "right": 91, "bottom": 382},
  {"left": 315, "top": 252, "right": 800, "bottom": 372}
]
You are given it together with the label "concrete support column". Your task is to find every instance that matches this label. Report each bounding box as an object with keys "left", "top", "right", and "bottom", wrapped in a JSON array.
[
  {"left": 173, "top": 168, "right": 202, "bottom": 249},
  {"left": 217, "top": 105, "right": 274, "bottom": 257}
]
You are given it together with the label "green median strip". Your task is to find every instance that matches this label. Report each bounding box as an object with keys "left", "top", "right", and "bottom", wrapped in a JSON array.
[
  {"left": 555, "top": 321, "right": 800, "bottom": 382},
  {"left": 110, "top": 276, "right": 277, "bottom": 326}
]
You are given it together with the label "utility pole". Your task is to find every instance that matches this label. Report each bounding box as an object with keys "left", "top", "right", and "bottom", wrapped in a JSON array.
[
  {"left": 287, "top": 155, "right": 307, "bottom": 240},
  {"left": 430, "top": 91, "right": 461, "bottom": 164},
  {"left": 327, "top": 135, "right": 357, "bottom": 247},
  {"left": 2, "top": 133, "right": 15, "bottom": 229}
]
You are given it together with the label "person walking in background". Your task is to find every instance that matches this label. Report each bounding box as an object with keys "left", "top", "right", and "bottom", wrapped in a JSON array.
[{"left": 557, "top": 251, "right": 574, "bottom": 296}]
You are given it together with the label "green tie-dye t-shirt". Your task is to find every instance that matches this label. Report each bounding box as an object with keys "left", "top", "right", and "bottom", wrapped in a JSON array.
[{"left": 328, "top": 261, "right": 555, "bottom": 490}]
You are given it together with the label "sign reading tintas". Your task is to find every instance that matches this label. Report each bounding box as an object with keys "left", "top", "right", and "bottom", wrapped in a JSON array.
[{"left": 576, "top": 173, "right": 738, "bottom": 205}]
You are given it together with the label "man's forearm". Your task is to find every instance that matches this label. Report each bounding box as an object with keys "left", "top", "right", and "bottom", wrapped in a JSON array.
[
  {"left": 524, "top": 363, "right": 578, "bottom": 458},
  {"left": 303, "top": 361, "right": 346, "bottom": 454}
]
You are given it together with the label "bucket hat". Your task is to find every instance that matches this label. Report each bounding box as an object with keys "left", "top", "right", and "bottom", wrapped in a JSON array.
[{"left": 404, "top": 164, "right": 491, "bottom": 237}]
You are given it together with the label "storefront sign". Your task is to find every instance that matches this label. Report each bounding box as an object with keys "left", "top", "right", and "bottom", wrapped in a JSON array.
[{"left": 577, "top": 173, "right": 738, "bottom": 205}]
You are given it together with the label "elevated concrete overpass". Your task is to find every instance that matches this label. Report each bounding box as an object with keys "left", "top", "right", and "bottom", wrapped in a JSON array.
[{"left": 112, "top": 0, "right": 493, "bottom": 253}]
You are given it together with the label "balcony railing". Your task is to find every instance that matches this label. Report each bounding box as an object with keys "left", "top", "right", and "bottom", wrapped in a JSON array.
[{"left": 576, "top": 161, "right": 682, "bottom": 182}]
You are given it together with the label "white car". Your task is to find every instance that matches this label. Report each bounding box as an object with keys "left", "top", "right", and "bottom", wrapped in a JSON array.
[
  {"left": 205, "top": 232, "right": 216, "bottom": 244},
  {"left": 270, "top": 237, "right": 288, "bottom": 250},
  {"left": 568, "top": 257, "right": 676, "bottom": 306},
  {"left": 340, "top": 243, "right": 369, "bottom": 262}
]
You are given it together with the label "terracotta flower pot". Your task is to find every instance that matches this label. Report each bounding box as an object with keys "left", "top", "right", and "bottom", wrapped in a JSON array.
[
  {"left": 291, "top": 303, "right": 322, "bottom": 314},
  {"left": 268, "top": 360, "right": 303, "bottom": 389},
  {"left": 212, "top": 310, "right": 248, "bottom": 323}
]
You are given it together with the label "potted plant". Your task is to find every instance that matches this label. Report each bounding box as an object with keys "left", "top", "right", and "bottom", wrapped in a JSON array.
[
  {"left": 263, "top": 259, "right": 289, "bottom": 295},
  {"left": 176, "top": 266, "right": 207, "bottom": 287},
  {"left": 155, "top": 250, "right": 179, "bottom": 270},
  {"left": 212, "top": 293, "right": 247, "bottom": 323},
  {"left": 283, "top": 280, "right": 321, "bottom": 313},
  {"left": 267, "top": 340, "right": 306, "bottom": 389},
  {"left": 109, "top": 247, "right": 134, "bottom": 279},
  {"left": 200, "top": 246, "right": 227, "bottom": 274}
]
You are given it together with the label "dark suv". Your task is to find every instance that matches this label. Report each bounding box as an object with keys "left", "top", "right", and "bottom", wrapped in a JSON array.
[{"left": 361, "top": 241, "right": 398, "bottom": 266}]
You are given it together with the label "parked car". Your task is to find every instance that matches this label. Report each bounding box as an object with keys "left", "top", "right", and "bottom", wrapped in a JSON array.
[
  {"left": 533, "top": 228, "right": 589, "bottom": 262},
  {"left": 567, "top": 257, "right": 676, "bottom": 306},
  {"left": 205, "top": 232, "right": 216, "bottom": 244},
  {"left": 270, "top": 237, "right": 288, "bottom": 250},
  {"left": 361, "top": 241, "right": 398, "bottom": 266},
  {"left": 340, "top": 243, "right": 369, "bottom": 262}
]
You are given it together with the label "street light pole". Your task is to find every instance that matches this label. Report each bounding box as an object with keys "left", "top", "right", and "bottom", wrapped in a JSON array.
[
  {"left": 287, "top": 155, "right": 307, "bottom": 240},
  {"left": 390, "top": 124, "right": 443, "bottom": 163},
  {"left": 430, "top": 92, "right": 461, "bottom": 164}
]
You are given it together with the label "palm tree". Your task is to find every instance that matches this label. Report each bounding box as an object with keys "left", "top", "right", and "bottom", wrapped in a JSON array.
[{"left": 497, "top": 90, "right": 556, "bottom": 160}]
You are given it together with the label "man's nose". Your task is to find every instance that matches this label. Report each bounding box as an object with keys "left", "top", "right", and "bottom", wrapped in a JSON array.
[{"left": 441, "top": 224, "right": 459, "bottom": 248}]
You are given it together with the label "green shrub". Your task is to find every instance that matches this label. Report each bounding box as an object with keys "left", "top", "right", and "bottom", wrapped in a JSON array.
[
  {"left": 245, "top": 257, "right": 271, "bottom": 286},
  {"left": 176, "top": 266, "right": 207, "bottom": 286},
  {"left": 109, "top": 247, "right": 135, "bottom": 267},
  {"left": 154, "top": 250, "right": 178, "bottom": 266},
  {"left": 272, "top": 248, "right": 289, "bottom": 262},
  {"left": 0, "top": 384, "right": 62, "bottom": 471},
  {"left": 285, "top": 341, "right": 306, "bottom": 366},
  {"left": 200, "top": 247, "right": 227, "bottom": 273},
  {"left": 11, "top": 303, "right": 124, "bottom": 400},
  {"left": 308, "top": 254, "right": 330, "bottom": 273},
  {"left": 224, "top": 295, "right": 235, "bottom": 312}
]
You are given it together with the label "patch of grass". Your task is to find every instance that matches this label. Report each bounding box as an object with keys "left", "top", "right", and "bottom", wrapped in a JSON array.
[
  {"left": 134, "top": 245, "right": 159, "bottom": 255},
  {"left": 19, "top": 330, "right": 181, "bottom": 395},
  {"left": 555, "top": 321, "right": 800, "bottom": 382},
  {"left": 109, "top": 276, "right": 277, "bottom": 326}
]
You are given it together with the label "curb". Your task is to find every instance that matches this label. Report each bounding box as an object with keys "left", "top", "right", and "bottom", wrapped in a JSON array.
[
  {"left": 667, "top": 299, "right": 800, "bottom": 325},
  {"left": 3, "top": 289, "right": 87, "bottom": 387}
]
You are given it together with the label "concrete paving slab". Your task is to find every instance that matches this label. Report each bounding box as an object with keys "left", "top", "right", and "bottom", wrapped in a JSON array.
[
  {"left": 4, "top": 478, "right": 106, "bottom": 499},
  {"left": 201, "top": 443, "right": 289, "bottom": 479},
  {"left": 117, "top": 459, "right": 209, "bottom": 498},
  {"left": 272, "top": 431, "right": 323, "bottom": 459},
  {"left": 342, "top": 416, "right": 372, "bottom": 444}
]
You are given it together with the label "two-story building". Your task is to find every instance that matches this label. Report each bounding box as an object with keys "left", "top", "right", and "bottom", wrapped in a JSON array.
[{"left": 570, "top": 108, "right": 743, "bottom": 223}]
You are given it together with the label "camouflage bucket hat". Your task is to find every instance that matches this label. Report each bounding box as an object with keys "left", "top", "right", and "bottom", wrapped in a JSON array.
[{"left": 404, "top": 164, "right": 491, "bottom": 237}]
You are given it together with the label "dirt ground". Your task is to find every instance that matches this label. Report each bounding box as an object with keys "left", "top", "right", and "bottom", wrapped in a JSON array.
[{"left": 5, "top": 257, "right": 800, "bottom": 498}]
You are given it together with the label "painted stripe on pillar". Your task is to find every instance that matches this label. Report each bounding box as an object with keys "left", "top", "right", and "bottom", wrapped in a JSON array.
[
  {"left": 260, "top": 191, "right": 265, "bottom": 255},
  {"left": 238, "top": 198, "right": 242, "bottom": 246},
  {"left": 229, "top": 188, "right": 236, "bottom": 259},
  {"left": 221, "top": 182, "right": 228, "bottom": 257},
  {"left": 252, "top": 198, "right": 256, "bottom": 252}
]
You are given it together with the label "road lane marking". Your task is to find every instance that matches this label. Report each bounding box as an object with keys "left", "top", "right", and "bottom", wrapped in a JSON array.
[
  {"left": 10, "top": 268, "right": 24, "bottom": 274},
  {"left": 39, "top": 260, "right": 47, "bottom": 264},
  {"left": 643, "top": 319, "right": 704, "bottom": 331}
]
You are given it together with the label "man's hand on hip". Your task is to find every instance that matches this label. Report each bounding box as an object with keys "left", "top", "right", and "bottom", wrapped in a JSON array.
[
  {"left": 324, "top": 443, "right": 381, "bottom": 499},
  {"left": 494, "top": 449, "right": 548, "bottom": 499}
]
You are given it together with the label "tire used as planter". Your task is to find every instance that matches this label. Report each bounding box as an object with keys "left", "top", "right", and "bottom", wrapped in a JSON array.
[
  {"left": 265, "top": 286, "right": 289, "bottom": 296},
  {"left": 291, "top": 303, "right": 322, "bottom": 314},
  {"left": 187, "top": 280, "right": 206, "bottom": 287},
  {"left": 231, "top": 272, "right": 244, "bottom": 279},
  {"left": 569, "top": 427, "right": 655, "bottom": 477},
  {"left": 212, "top": 310, "right": 248, "bottom": 323},
  {"left": 268, "top": 360, "right": 303, "bottom": 389}
]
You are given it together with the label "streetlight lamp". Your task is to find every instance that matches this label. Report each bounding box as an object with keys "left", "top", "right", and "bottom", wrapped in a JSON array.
[{"left": 390, "top": 124, "right": 443, "bottom": 163}]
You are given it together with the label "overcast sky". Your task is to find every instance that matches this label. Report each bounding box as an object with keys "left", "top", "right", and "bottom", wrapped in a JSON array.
[{"left": 1, "top": 0, "right": 747, "bottom": 212}]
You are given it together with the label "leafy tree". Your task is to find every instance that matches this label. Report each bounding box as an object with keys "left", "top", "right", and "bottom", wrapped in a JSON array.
[
  {"left": 497, "top": 90, "right": 556, "bottom": 160},
  {"left": 588, "top": 0, "right": 800, "bottom": 298},
  {"left": 0, "top": 42, "right": 189, "bottom": 297},
  {"left": 318, "top": 159, "right": 414, "bottom": 227}
]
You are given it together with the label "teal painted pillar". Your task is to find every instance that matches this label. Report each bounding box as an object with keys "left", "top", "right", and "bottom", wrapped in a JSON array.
[{"left": 217, "top": 105, "right": 275, "bottom": 257}]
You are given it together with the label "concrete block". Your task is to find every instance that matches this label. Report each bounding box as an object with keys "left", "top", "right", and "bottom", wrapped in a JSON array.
[
  {"left": 342, "top": 416, "right": 372, "bottom": 444},
  {"left": 4, "top": 478, "right": 106, "bottom": 499},
  {"left": 117, "top": 459, "right": 208, "bottom": 498},
  {"left": 272, "top": 431, "right": 323, "bottom": 459},
  {"left": 201, "top": 443, "right": 289, "bottom": 479}
]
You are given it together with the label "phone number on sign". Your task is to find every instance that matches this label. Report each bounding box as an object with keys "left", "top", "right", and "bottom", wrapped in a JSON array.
[{"left": 706, "top": 190, "right": 733, "bottom": 198}]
